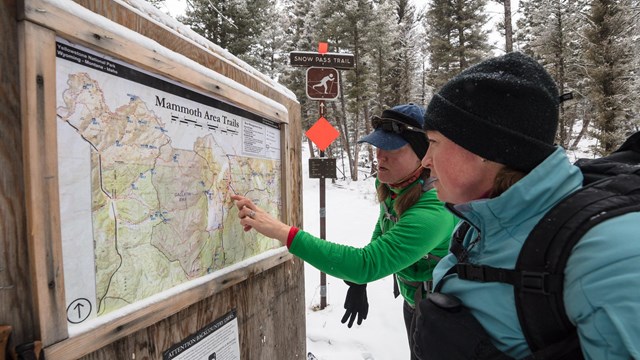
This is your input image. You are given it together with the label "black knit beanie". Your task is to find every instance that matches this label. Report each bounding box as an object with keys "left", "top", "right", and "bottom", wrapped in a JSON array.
[{"left": 423, "top": 52, "right": 559, "bottom": 172}]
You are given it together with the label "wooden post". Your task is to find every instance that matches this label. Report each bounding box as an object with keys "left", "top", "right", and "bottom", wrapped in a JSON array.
[
  {"left": 503, "top": 0, "right": 513, "bottom": 53},
  {"left": 1, "top": 0, "right": 38, "bottom": 352},
  {"left": 0, "top": 326, "right": 12, "bottom": 360},
  {"left": 18, "top": 19, "right": 68, "bottom": 347},
  {"left": 319, "top": 150, "right": 327, "bottom": 309}
]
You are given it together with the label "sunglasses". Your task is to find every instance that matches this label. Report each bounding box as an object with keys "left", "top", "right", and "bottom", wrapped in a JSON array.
[{"left": 371, "top": 116, "right": 427, "bottom": 135}]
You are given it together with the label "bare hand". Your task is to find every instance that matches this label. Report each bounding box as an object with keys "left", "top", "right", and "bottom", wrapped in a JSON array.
[{"left": 230, "top": 194, "right": 291, "bottom": 245}]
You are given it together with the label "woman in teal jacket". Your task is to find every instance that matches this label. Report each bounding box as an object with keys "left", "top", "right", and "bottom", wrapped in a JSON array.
[
  {"left": 419, "top": 52, "right": 640, "bottom": 359},
  {"left": 232, "top": 104, "right": 457, "bottom": 359}
]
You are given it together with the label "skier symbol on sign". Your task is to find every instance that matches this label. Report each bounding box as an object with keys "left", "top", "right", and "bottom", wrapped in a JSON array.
[
  {"left": 312, "top": 73, "right": 335, "bottom": 94},
  {"left": 306, "top": 67, "right": 339, "bottom": 100}
]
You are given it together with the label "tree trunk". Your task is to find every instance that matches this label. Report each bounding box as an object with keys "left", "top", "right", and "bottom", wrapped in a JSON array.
[
  {"left": 503, "top": 0, "right": 513, "bottom": 53},
  {"left": 307, "top": 138, "right": 316, "bottom": 158},
  {"left": 571, "top": 106, "right": 591, "bottom": 150},
  {"left": 333, "top": 84, "right": 354, "bottom": 181}
]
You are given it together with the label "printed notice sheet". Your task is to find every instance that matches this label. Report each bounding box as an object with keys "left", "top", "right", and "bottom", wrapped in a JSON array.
[{"left": 163, "top": 310, "right": 240, "bottom": 360}]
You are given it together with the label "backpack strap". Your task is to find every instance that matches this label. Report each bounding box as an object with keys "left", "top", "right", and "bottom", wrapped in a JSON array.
[
  {"left": 515, "top": 169, "right": 640, "bottom": 355},
  {"left": 450, "top": 221, "right": 471, "bottom": 260},
  {"left": 381, "top": 200, "right": 398, "bottom": 223},
  {"left": 441, "top": 170, "right": 640, "bottom": 359}
]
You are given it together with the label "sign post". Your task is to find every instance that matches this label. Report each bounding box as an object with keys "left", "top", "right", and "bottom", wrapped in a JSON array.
[
  {"left": 292, "top": 42, "right": 354, "bottom": 310},
  {"left": 305, "top": 117, "right": 339, "bottom": 310}
]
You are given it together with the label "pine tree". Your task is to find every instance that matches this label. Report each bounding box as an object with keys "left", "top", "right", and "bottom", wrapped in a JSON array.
[
  {"left": 180, "top": 0, "right": 276, "bottom": 68},
  {"left": 247, "top": 2, "right": 289, "bottom": 78},
  {"left": 310, "top": 0, "right": 422, "bottom": 180},
  {"left": 583, "top": 0, "right": 635, "bottom": 154},
  {"left": 312, "top": 0, "right": 379, "bottom": 180},
  {"left": 629, "top": 3, "right": 640, "bottom": 133},
  {"left": 415, "top": 5, "right": 434, "bottom": 107},
  {"left": 424, "top": 0, "right": 491, "bottom": 90},
  {"left": 518, "top": 0, "right": 586, "bottom": 149},
  {"left": 387, "top": 0, "right": 423, "bottom": 105},
  {"left": 278, "top": 0, "right": 319, "bottom": 156}
]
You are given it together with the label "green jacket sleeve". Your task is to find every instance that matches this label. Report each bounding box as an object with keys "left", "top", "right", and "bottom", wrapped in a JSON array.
[{"left": 288, "top": 189, "right": 457, "bottom": 284}]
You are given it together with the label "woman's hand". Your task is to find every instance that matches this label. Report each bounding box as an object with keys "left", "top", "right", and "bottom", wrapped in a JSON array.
[{"left": 231, "top": 194, "right": 291, "bottom": 245}]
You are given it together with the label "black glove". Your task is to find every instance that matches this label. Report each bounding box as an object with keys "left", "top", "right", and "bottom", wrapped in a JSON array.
[{"left": 340, "top": 280, "right": 369, "bottom": 328}]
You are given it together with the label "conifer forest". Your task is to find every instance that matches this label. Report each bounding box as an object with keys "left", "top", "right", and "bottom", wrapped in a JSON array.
[{"left": 157, "top": 0, "right": 640, "bottom": 180}]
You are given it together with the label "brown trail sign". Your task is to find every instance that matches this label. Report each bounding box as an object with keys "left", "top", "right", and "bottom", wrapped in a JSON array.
[
  {"left": 289, "top": 51, "right": 355, "bottom": 70},
  {"left": 306, "top": 67, "right": 340, "bottom": 100}
]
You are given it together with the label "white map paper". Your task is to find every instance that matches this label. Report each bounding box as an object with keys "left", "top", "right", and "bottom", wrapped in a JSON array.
[{"left": 55, "top": 39, "right": 282, "bottom": 327}]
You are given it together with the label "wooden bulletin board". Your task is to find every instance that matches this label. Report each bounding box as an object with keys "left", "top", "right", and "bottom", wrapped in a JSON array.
[{"left": 1, "top": 0, "right": 305, "bottom": 358}]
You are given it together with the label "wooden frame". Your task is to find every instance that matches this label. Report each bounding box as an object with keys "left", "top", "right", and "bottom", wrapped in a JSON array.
[{"left": 17, "top": 1, "right": 301, "bottom": 358}]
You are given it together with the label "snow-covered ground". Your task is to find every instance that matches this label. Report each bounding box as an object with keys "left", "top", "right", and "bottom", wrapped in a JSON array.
[{"left": 301, "top": 145, "right": 410, "bottom": 360}]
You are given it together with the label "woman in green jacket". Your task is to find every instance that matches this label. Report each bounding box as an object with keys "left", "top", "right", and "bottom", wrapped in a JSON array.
[{"left": 232, "top": 104, "right": 457, "bottom": 359}]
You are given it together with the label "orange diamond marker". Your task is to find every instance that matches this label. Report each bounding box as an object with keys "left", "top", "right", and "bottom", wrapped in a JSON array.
[
  {"left": 306, "top": 117, "right": 339, "bottom": 151},
  {"left": 318, "top": 42, "right": 329, "bottom": 54}
]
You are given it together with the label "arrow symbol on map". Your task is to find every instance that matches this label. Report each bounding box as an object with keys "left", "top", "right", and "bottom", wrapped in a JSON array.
[{"left": 74, "top": 302, "right": 85, "bottom": 319}]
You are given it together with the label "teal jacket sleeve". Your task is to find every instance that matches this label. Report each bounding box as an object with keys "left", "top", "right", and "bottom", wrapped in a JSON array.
[
  {"left": 563, "top": 212, "right": 640, "bottom": 359},
  {"left": 288, "top": 189, "right": 457, "bottom": 284}
]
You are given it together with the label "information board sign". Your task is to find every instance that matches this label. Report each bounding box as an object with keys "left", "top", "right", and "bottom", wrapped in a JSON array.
[
  {"left": 56, "top": 39, "right": 283, "bottom": 327},
  {"left": 309, "top": 158, "right": 337, "bottom": 179}
]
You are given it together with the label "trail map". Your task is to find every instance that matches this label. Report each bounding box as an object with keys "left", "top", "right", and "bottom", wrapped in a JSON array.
[{"left": 55, "top": 39, "right": 281, "bottom": 327}]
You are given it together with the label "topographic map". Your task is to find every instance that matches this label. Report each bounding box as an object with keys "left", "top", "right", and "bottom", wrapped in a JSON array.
[{"left": 55, "top": 40, "right": 282, "bottom": 326}]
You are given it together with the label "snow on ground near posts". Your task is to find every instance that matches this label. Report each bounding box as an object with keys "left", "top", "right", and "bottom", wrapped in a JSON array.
[{"left": 302, "top": 146, "right": 410, "bottom": 360}]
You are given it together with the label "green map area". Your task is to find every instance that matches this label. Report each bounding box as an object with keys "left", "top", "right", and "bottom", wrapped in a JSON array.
[{"left": 57, "top": 72, "right": 281, "bottom": 316}]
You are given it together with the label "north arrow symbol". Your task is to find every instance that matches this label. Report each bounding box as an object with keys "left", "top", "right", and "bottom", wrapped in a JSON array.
[{"left": 74, "top": 302, "right": 85, "bottom": 318}]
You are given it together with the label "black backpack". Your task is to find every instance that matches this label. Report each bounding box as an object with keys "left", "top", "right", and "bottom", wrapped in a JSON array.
[{"left": 423, "top": 131, "right": 640, "bottom": 359}]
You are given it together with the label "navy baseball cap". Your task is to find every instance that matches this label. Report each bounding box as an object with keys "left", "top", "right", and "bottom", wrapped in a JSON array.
[{"left": 358, "top": 103, "right": 428, "bottom": 158}]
